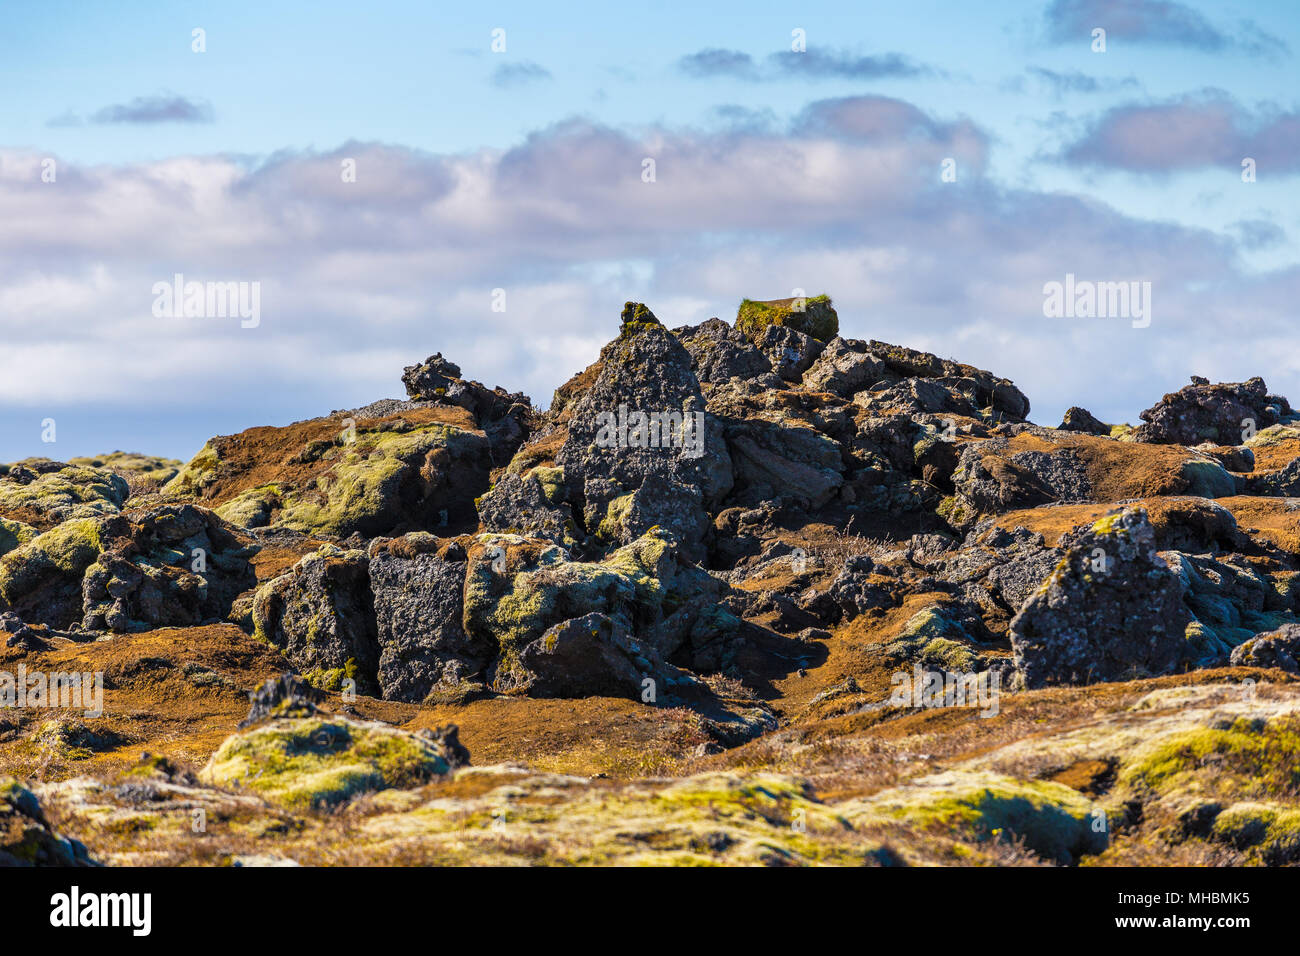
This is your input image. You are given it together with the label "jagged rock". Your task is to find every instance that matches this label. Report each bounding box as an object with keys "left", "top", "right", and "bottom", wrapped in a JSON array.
[
  {"left": 801, "top": 338, "right": 887, "bottom": 396},
  {"left": 252, "top": 545, "right": 379, "bottom": 695},
  {"left": 555, "top": 303, "right": 733, "bottom": 559},
  {"left": 240, "top": 672, "right": 323, "bottom": 727},
  {"left": 751, "top": 324, "right": 826, "bottom": 381},
  {"left": 0, "top": 611, "right": 50, "bottom": 651},
  {"left": 1058, "top": 407, "right": 1109, "bottom": 436},
  {"left": 1135, "top": 377, "right": 1292, "bottom": 446},
  {"left": 674, "top": 318, "right": 772, "bottom": 385},
  {"left": 401, "top": 352, "right": 533, "bottom": 464},
  {"left": 0, "top": 778, "right": 95, "bottom": 866},
  {"left": 726, "top": 426, "right": 844, "bottom": 510},
  {"left": 1010, "top": 509, "right": 1191, "bottom": 687},
  {"left": 476, "top": 467, "right": 575, "bottom": 546},
  {"left": 1247, "top": 457, "right": 1300, "bottom": 496},
  {"left": 1230, "top": 624, "right": 1300, "bottom": 673},
  {"left": 81, "top": 505, "right": 257, "bottom": 633},
  {"left": 368, "top": 533, "right": 491, "bottom": 703}
]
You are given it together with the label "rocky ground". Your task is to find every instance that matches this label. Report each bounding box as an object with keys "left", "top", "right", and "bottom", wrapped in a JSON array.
[{"left": 4, "top": 295, "right": 1300, "bottom": 867}]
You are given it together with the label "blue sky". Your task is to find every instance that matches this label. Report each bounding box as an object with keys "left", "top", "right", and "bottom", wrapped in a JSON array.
[{"left": 1, "top": 0, "right": 1298, "bottom": 460}]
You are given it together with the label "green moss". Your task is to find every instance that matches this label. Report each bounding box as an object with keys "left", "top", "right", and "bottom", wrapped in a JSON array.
[
  {"left": 1119, "top": 717, "right": 1300, "bottom": 800},
  {"left": 201, "top": 716, "right": 451, "bottom": 809},
  {"left": 0, "top": 463, "right": 128, "bottom": 521},
  {"left": 0, "top": 517, "right": 106, "bottom": 604},
  {"left": 162, "top": 443, "right": 221, "bottom": 498},
  {"left": 1211, "top": 802, "right": 1300, "bottom": 862},
  {"left": 846, "top": 770, "right": 1107, "bottom": 863},
  {"left": 275, "top": 423, "right": 475, "bottom": 537},
  {"left": 0, "top": 516, "right": 38, "bottom": 557},
  {"left": 735, "top": 294, "right": 838, "bottom": 342},
  {"left": 884, "top": 606, "right": 979, "bottom": 671},
  {"left": 596, "top": 493, "right": 634, "bottom": 540}
]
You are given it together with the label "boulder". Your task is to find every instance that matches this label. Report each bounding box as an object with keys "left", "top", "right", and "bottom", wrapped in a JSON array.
[
  {"left": 674, "top": 318, "right": 772, "bottom": 385},
  {"left": 1135, "top": 376, "right": 1292, "bottom": 445},
  {"left": 1230, "top": 624, "right": 1300, "bottom": 673},
  {"left": 1058, "top": 407, "right": 1110, "bottom": 436},
  {"left": 0, "top": 778, "right": 95, "bottom": 866},
  {"left": 368, "top": 533, "right": 491, "bottom": 702},
  {"left": 81, "top": 505, "right": 257, "bottom": 633},
  {"left": 251, "top": 545, "right": 379, "bottom": 694},
  {"left": 555, "top": 303, "right": 732, "bottom": 559},
  {"left": 1010, "top": 509, "right": 1191, "bottom": 687}
]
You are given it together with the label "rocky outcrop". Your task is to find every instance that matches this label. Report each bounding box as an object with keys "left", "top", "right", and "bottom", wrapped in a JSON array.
[
  {"left": 1230, "top": 624, "right": 1300, "bottom": 673},
  {"left": 81, "top": 505, "right": 257, "bottom": 633},
  {"left": 1010, "top": 509, "right": 1191, "bottom": 687},
  {"left": 0, "top": 778, "right": 95, "bottom": 866},
  {"left": 553, "top": 303, "right": 733, "bottom": 560},
  {"left": 1135, "top": 376, "right": 1293, "bottom": 446},
  {"left": 252, "top": 545, "right": 379, "bottom": 695},
  {"left": 0, "top": 459, "right": 129, "bottom": 532},
  {"left": 1058, "top": 407, "right": 1109, "bottom": 435},
  {"left": 368, "top": 533, "right": 490, "bottom": 703},
  {"left": 400, "top": 352, "right": 533, "bottom": 465}
]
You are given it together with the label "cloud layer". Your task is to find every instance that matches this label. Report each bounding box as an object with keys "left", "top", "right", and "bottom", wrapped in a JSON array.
[{"left": 3, "top": 93, "right": 1297, "bottom": 459}]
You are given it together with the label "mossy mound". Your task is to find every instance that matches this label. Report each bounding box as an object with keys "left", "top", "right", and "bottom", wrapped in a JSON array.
[
  {"left": 1118, "top": 715, "right": 1300, "bottom": 802},
  {"left": 0, "top": 460, "right": 129, "bottom": 530},
  {"left": 201, "top": 716, "right": 454, "bottom": 810},
  {"left": 843, "top": 770, "right": 1107, "bottom": 864},
  {"left": 0, "top": 517, "right": 111, "bottom": 628},
  {"left": 68, "top": 452, "right": 182, "bottom": 487},
  {"left": 0, "top": 517, "right": 37, "bottom": 558},
  {"left": 736, "top": 294, "right": 838, "bottom": 342}
]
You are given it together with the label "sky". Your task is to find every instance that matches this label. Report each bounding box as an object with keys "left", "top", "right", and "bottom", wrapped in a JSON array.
[{"left": 0, "top": 0, "right": 1298, "bottom": 461}]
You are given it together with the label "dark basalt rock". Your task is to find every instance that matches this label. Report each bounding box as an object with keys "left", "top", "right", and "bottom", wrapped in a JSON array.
[
  {"left": 1135, "top": 376, "right": 1292, "bottom": 446},
  {"left": 1230, "top": 624, "right": 1300, "bottom": 673},
  {"left": 1058, "top": 406, "right": 1109, "bottom": 436},
  {"left": 1011, "top": 508, "right": 1191, "bottom": 687}
]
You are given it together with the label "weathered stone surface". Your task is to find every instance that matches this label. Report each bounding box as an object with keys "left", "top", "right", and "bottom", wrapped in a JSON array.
[
  {"left": 1010, "top": 509, "right": 1191, "bottom": 687},
  {"left": 368, "top": 533, "right": 489, "bottom": 703},
  {"left": 0, "top": 778, "right": 95, "bottom": 866},
  {"left": 1058, "top": 407, "right": 1109, "bottom": 435},
  {"left": 1135, "top": 376, "right": 1292, "bottom": 446},
  {"left": 1230, "top": 623, "right": 1300, "bottom": 673},
  {"left": 252, "top": 545, "right": 379, "bottom": 695},
  {"left": 81, "top": 505, "right": 257, "bottom": 633},
  {"left": 555, "top": 303, "right": 732, "bottom": 559}
]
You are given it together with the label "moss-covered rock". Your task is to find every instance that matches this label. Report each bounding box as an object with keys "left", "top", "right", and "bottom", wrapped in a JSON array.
[
  {"left": 0, "top": 776, "right": 95, "bottom": 866},
  {"left": 200, "top": 716, "right": 456, "bottom": 809},
  {"left": 0, "top": 516, "right": 37, "bottom": 558},
  {"left": 843, "top": 770, "right": 1107, "bottom": 864},
  {"left": 0, "top": 459, "right": 129, "bottom": 529},
  {"left": 736, "top": 295, "right": 839, "bottom": 342},
  {"left": 0, "top": 516, "right": 117, "bottom": 628}
]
